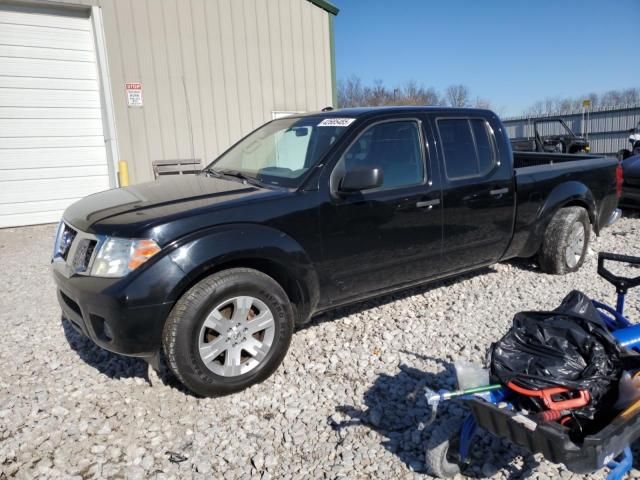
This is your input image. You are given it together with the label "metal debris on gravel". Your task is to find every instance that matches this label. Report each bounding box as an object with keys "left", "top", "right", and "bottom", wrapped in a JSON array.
[{"left": 1, "top": 215, "right": 639, "bottom": 479}]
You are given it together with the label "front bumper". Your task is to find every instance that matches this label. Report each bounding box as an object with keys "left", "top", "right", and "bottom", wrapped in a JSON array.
[{"left": 53, "top": 261, "right": 174, "bottom": 358}]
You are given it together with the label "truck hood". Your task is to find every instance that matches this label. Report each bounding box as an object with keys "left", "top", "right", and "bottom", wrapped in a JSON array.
[{"left": 64, "top": 174, "right": 285, "bottom": 233}]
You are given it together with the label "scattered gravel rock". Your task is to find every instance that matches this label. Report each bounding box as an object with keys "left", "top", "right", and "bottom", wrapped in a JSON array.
[{"left": 1, "top": 215, "right": 639, "bottom": 478}]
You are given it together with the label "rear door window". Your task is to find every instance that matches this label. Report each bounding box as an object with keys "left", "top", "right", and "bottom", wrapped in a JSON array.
[{"left": 437, "top": 118, "right": 496, "bottom": 180}]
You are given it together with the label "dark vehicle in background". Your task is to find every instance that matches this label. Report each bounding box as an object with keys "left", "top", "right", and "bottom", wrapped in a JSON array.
[
  {"left": 617, "top": 121, "right": 640, "bottom": 161},
  {"left": 52, "top": 107, "right": 622, "bottom": 396},
  {"left": 510, "top": 118, "right": 590, "bottom": 154},
  {"left": 621, "top": 154, "right": 640, "bottom": 208}
]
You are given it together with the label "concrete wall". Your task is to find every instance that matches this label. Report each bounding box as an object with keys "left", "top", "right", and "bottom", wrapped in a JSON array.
[{"left": 40, "top": 0, "right": 335, "bottom": 184}]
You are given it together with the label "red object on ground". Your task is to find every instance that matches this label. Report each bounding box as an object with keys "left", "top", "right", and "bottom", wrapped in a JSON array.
[{"left": 507, "top": 381, "right": 591, "bottom": 410}]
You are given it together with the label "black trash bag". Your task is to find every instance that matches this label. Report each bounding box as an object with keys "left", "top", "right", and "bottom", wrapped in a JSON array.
[{"left": 488, "top": 290, "right": 624, "bottom": 426}]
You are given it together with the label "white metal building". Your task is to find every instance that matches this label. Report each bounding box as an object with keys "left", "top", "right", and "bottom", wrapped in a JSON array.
[{"left": 0, "top": 0, "right": 338, "bottom": 228}]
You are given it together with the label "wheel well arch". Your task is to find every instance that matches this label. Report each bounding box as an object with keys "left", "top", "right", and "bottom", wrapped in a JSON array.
[
  {"left": 560, "top": 199, "right": 595, "bottom": 227},
  {"left": 171, "top": 257, "right": 311, "bottom": 324},
  {"left": 539, "top": 181, "right": 597, "bottom": 232},
  {"left": 514, "top": 188, "right": 596, "bottom": 259}
]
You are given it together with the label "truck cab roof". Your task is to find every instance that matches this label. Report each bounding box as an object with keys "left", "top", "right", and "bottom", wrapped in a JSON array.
[{"left": 298, "top": 106, "right": 497, "bottom": 119}]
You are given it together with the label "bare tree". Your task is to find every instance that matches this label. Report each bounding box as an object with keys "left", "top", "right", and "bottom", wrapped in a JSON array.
[
  {"left": 474, "top": 97, "right": 492, "bottom": 109},
  {"left": 422, "top": 87, "right": 441, "bottom": 106},
  {"left": 523, "top": 87, "right": 640, "bottom": 116},
  {"left": 621, "top": 88, "right": 640, "bottom": 105},
  {"left": 558, "top": 98, "right": 573, "bottom": 113},
  {"left": 368, "top": 79, "right": 389, "bottom": 105},
  {"left": 337, "top": 75, "right": 365, "bottom": 108},
  {"left": 544, "top": 98, "right": 555, "bottom": 115},
  {"left": 401, "top": 81, "right": 441, "bottom": 106},
  {"left": 402, "top": 81, "right": 422, "bottom": 105},
  {"left": 528, "top": 101, "right": 545, "bottom": 116},
  {"left": 337, "top": 76, "right": 492, "bottom": 109},
  {"left": 601, "top": 90, "right": 622, "bottom": 107},
  {"left": 446, "top": 84, "right": 469, "bottom": 107}
]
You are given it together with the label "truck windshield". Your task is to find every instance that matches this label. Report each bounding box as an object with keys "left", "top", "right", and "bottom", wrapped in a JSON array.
[{"left": 206, "top": 116, "right": 353, "bottom": 187}]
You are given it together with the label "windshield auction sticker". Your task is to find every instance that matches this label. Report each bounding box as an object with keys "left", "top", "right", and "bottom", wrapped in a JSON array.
[{"left": 318, "top": 118, "right": 356, "bottom": 127}]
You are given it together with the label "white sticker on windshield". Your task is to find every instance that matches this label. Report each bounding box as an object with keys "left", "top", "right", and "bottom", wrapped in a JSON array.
[{"left": 318, "top": 118, "right": 356, "bottom": 127}]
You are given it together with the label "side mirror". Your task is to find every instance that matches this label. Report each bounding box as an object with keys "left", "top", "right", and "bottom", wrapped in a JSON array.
[{"left": 339, "top": 167, "right": 383, "bottom": 193}]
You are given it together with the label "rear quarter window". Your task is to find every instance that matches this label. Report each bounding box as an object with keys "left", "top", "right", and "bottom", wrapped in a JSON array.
[{"left": 437, "top": 118, "right": 497, "bottom": 180}]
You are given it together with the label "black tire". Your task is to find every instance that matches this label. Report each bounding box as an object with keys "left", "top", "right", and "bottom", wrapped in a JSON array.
[
  {"left": 162, "top": 268, "right": 294, "bottom": 396},
  {"left": 538, "top": 206, "right": 591, "bottom": 275},
  {"left": 424, "top": 418, "right": 464, "bottom": 478}
]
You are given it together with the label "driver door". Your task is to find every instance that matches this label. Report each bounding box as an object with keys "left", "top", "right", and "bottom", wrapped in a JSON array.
[{"left": 318, "top": 117, "right": 443, "bottom": 304}]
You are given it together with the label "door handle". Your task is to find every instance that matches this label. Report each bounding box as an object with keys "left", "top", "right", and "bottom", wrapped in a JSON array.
[
  {"left": 489, "top": 187, "right": 509, "bottom": 196},
  {"left": 416, "top": 199, "right": 440, "bottom": 209}
]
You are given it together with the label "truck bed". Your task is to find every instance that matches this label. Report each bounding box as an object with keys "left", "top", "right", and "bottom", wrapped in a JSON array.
[{"left": 513, "top": 151, "right": 607, "bottom": 169}]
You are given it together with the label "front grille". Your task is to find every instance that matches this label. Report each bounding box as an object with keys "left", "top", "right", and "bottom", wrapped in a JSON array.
[{"left": 71, "top": 239, "right": 97, "bottom": 273}]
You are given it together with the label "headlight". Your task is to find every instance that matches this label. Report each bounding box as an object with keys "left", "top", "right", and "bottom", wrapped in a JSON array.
[{"left": 91, "top": 237, "right": 161, "bottom": 278}]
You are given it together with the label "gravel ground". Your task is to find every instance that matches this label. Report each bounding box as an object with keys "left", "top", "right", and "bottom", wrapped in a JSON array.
[{"left": 1, "top": 214, "right": 640, "bottom": 480}]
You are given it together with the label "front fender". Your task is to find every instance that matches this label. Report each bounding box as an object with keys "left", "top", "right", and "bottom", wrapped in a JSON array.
[{"left": 166, "top": 223, "right": 320, "bottom": 319}]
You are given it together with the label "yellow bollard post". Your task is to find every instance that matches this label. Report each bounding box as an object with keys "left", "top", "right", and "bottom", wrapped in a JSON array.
[{"left": 118, "top": 160, "right": 129, "bottom": 187}]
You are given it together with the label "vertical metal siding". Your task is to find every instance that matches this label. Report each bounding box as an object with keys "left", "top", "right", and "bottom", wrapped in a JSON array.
[
  {"left": 503, "top": 105, "right": 640, "bottom": 155},
  {"left": 39, "top": 0, "right": 334, "bottom": 184}
]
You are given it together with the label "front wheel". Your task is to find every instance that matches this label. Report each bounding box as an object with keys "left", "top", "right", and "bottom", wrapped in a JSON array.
[
  {"left": 162, "top": 268, "right": 294, "bottom": 396},
  {"left": 538, "top": 206, "right": 591, "bottom": 275}
]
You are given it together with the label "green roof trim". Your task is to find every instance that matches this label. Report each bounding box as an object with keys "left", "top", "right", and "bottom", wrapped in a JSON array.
[
  {"left": 329, "top": 14, "right": 337, "bottom": 106},
  {"left": 307, "top": 0, "right": 339, "bottom": 15}
]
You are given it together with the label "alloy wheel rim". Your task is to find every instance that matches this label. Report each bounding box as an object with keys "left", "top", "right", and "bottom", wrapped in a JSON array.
[
  {"left": 565, "top": 222, "right": 585, "bottom": 269},
  {"left": 198, "top": 296, "right": 275, "bottom": 377}
]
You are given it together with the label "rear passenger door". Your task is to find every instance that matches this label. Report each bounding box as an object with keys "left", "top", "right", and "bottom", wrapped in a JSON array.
[{"left": 431, "top": 115, "right": 514, "bottom": 270}]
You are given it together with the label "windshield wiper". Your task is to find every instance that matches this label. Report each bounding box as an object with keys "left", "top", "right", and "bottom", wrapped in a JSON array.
[
  {"left": 217, "top": 169, "right": 264, "bottom": 187},
  {"left": 202, "top": 167, "right": 223, "bottom": 178}
]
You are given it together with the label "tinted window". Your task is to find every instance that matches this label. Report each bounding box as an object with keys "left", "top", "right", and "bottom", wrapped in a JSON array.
[
  {"left": 438, "top": 119, "right": 476, "bottom": 179},
  {"left": 471, "top": 119, "right": 495, "bottom": 173},
  {"left": 338, "top": 121, "right": 424, "bottom": 189},
  {"left": 438, "top": 118, "right": 496, "bottom": 179}
]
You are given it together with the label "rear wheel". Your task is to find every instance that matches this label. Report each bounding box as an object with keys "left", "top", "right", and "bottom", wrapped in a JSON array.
[
  {"left": 538, "top": 206, "right": 590, "bottom": 274},
  {"left": 162, "top": 268, "right": 294, "bottom": 396}
]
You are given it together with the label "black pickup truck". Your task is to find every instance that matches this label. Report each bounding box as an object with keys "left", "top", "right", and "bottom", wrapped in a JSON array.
[{"left": 52, "top": 107, "right": 622, "bottom": 396}]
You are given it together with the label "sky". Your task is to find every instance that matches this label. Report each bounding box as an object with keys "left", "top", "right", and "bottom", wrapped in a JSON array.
[{"left": 331, "top": 0, "right": 639, "bottom": 116}]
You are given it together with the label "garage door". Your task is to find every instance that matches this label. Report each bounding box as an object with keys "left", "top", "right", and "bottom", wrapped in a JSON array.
[{"left": 0, "top": 4, "right": 111, "bottom": 228}]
